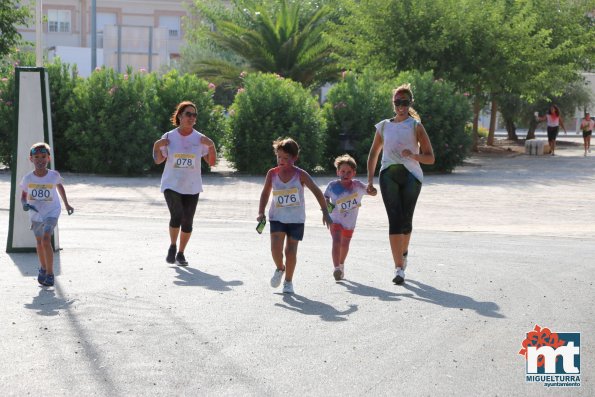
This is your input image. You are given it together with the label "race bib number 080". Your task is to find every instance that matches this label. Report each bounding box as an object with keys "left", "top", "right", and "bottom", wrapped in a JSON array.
[
  {"left": 174, "top": 153, "right": 196, "bottom": 169},
  {"left": 273, "top": 187, "right": 301, "bottom": 208},
  {"left": 28, "top": 183, "right": 53, "bottom": 201}
]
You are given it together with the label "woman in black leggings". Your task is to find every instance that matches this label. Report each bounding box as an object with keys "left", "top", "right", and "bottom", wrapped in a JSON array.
[
  {"left": 153, "top": 101, "right": 217, "bottom": 266},
  {"left": 366, "top": 84, "right": 435, "bottom": 285}
]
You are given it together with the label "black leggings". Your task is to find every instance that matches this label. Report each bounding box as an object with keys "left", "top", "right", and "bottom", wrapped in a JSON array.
[
  {"left": 379, "top": 164, "right": 422, "bottom": 235},
  {"left": 164, "top": 189, "right": 200, "bottom": 233},
  {"left": 547, "top": 126, "right": 559, "bottom": 141}
]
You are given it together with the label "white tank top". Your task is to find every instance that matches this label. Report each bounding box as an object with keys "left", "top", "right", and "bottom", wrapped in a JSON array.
[
  {"left": 268, "top": 167, "right": 306, "bottom": 223},
  {"left": 159, "top": 128, "right": 208, "bottom": 194},
  {"left": 546, "top": 114, "right": 560, "bottom": 127},
  {"left": 374, "top": 118, "right": 424, "bottom": 183}
]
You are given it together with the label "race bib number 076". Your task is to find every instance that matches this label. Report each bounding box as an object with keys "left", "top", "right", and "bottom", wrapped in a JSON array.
[{"left": 273, "top": 187, "right": 301, "bottom": 208}]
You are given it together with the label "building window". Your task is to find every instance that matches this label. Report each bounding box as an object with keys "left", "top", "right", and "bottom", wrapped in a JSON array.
[
  {"left": 159, "top": 16, "right": 181, "bottom": 38},
  {"left": 48, "top": 9, "right": 71, "bottom": 33}
]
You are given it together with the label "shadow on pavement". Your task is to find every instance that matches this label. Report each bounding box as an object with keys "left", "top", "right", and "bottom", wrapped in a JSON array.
[
  {"left": 7, "top": 252, "right": 61, "bottom": 277},
  {"left": 401, "top": 280, "right": 505, "bottom": 318},
  {"left": 23, "top": 287, "right": 75, "bottom": 316},
  {"left": 337, "top": 279, "right": 401, "bottom": 302},
  {"left": 275, "top": 294, "right": 358, "bottom": 322},
  {"left": 172, "top": 266, "right": 243, "bottom": 291}
]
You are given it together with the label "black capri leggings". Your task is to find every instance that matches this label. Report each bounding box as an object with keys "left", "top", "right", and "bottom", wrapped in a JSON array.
[
  {"left": 379, "top": 164, "right": 422, "bottom": 235},
  {"left": 164, "top": 189, "right": 200, "bottom": 233},
  {"left": 547, "top": 126, "right": 559, "bottom": 141}
]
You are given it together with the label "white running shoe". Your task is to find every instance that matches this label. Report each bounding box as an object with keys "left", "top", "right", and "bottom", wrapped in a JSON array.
[
  {"left": 392, "top": 268, "right": 405, "bottom": 285},
  {"left": 270, "top": 268, "right": 285, "bottom": 288},
  {"left": 282, "top": 281, "right": 294, "bottom": 294},
  {"left": 333, "top": 266, "right": 344, "bottom": 281}
]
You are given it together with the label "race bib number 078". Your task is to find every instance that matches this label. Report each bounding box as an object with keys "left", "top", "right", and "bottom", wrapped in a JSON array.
[
  {"left": 273, "top": 187, "right": 301, "bottom": 208},
  {"left": 174, "top": 153, "right": 196, "bottom": 169}
]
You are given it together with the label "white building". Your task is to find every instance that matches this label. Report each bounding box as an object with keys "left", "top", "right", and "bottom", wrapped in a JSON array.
[{"left": 18, "top": 0, "right": 197, "bottom": 76}]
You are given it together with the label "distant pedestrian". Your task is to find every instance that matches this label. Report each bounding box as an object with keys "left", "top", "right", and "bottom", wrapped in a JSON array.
[
  {"left": 580, "top": 112, "right": 593, "bottom": 157},
  {"left": 324, "top": 154, "right": 376, "bottom": 281},
  {"left": 20, "top": 142, "right": 74, "bottom": 287},
  {"left": 257, "top": 137, "right": 332, "bottom": 294},
  {"left": 537, "top": 105, "right": 567, "bottom": 156},
  {"left": 366, "top": 84, "right": 435, "bottom": 285},
  {"left": 153, "top": 101, "right": 217, "bottom": 266}
]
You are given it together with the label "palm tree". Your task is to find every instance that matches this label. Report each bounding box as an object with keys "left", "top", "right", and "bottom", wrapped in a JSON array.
[{"left": 189, "top": 0, "right": 339, "bottom": 87}]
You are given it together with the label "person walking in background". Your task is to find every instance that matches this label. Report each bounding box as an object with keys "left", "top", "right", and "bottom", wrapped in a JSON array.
[
  {"left": 20, "top": 142, "right": 74, "bottom": 287},
  {"left": 153, "top": 101, "right": 217, "bottom": 266},
  {"left": 257, "top": 138, "right": 332, "bottom": 294},
  {"left": 324, "top": 154, "right": 376, "bottom": 281},
  {"left": 537, "top": 104, "right": 567, "bottom": 156},
  {"left": 580, "top": 111, "right": 593, "bottom": 157},
  {"left": 366, "top": 84, "right": 434, "bottom": 285}
]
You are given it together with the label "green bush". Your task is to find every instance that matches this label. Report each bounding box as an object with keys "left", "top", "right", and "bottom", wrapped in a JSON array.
[
  {"left": 62, "top": 68, "right": 225, "bottom": 175},
  {"left": 46, "top": 58, "right": 80, "bottom": 170},
  {"left": 321, "top": 70, "right": 393, "bottom": 171},
  {"left": 0, "top": 70, "right": 16, "bottom": 167},
  {"left": 152, "top": 69, "right": 227, "bottom": 173},
  {"left": 394, "top": 71, "right": 472, "bottom": 173},
  {"left": 63, "top": 67, "right": 161, "bottom": 174},
  {"left": 226, "top": 72, "right": 326, "bottom": 174},
  {"left": 323, "top": 70, "right": 472, "bottom": 174}
]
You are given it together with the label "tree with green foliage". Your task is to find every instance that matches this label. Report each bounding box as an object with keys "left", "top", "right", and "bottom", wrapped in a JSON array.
[
  {"left": 0, "top": 1, "right": 31, "bottom": 58},
  {"left": 184, "top": 0, "right": 339, "bottom": 87},
  {"left": 333, "top": 0, "right": 594, "bottom": 149}
]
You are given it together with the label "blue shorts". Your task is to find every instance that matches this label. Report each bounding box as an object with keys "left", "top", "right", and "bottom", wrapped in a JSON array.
[
  {"left": 31, "top": 217, "right": 58, "bottom": 237},
  {"left": 269, "top": 221, "right": 305, "bottom": 241}
]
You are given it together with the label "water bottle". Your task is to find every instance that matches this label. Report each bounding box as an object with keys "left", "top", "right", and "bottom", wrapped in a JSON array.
[
  {"left": 327, "top": 201, "right": 335, "bottom": 213},
  {"left": 256, "top": 216, "right": 266, "bottom": 234}
]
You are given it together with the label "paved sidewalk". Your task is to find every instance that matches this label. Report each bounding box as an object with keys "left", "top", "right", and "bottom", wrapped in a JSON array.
[{"left": 1, "top": 143, "right": 593, "bottom": 396}]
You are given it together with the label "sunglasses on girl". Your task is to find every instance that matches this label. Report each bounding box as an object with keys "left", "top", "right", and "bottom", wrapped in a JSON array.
[
  {"left": 30, "top": 147, "right": 50, "bottom": 155},
  {"left": 183, "top": 111, "right": 198, "bottom": 118},
  {"left": 393, "top": 99, "right": 411, "bottom": 107}
]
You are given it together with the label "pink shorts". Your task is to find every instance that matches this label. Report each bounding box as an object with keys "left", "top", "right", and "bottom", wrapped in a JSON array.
[{"left": 330, "top": 223, "right": 354, "bottom": 238}]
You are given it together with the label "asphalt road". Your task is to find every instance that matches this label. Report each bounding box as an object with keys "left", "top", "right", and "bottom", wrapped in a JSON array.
[{"left": 1, "top": 144, "right": 593, "bottom": 396}]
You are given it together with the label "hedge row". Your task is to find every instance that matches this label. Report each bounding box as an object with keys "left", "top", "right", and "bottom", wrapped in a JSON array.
[{"left": 1, "top": 56, "right": 472, "bottom": 175}]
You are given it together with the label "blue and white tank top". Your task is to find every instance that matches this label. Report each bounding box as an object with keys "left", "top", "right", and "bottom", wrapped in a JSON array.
[{"left": 268, "top": 167, "right": 306, "bottom": 224}]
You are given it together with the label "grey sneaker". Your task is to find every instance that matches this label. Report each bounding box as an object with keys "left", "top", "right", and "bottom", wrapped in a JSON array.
[
  {"left": 282, "top": 281, "right": 294, "bottom": 294},
  {"left": 333, "top": 266, "right": 343, "bottom": 281},
  {"left": 270, "top": 268, "right": 285, "bottom": 288},
  {"left": 392, "top": 268, "right": 405, "bottom": 285},
  {"left": 175, "top": 252, "right": 188, "bottom": 266}
]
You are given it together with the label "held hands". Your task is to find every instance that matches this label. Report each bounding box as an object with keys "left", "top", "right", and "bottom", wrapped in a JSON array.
[{"left": 366, "top": 183, "right": 377, "bottom": 196}]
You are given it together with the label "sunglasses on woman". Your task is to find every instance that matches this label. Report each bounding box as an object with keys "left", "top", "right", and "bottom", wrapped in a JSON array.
[
  {"left": 393, "top": 99, "right": 411, "bottom": 107},
  {"left": 183, "top": 111, "right": 198, "bottom": 118}
]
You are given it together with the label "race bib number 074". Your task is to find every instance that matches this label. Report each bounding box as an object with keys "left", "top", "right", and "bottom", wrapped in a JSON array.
[{"left": 336, "top": 193, "right": 360, "bottom": 213}]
